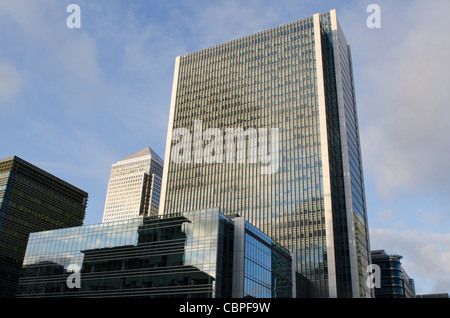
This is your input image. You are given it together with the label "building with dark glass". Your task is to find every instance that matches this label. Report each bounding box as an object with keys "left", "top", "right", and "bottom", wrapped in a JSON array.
[
  {"left": 0, "top": 155, "right": 88, "bottom": 297},
  {"left": 159, "top": 9, "right": 371, "bottom": 298},
  {"left": 371, "top": 250, "right": 416, "bottom": 298},
  {"left": 17, "top": 209, "right": 297, "bottom": 298}
]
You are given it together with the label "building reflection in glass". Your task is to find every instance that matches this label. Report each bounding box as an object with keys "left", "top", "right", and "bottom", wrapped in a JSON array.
[{"left": 18, "top": 209, "right": 296, "bottom": 298}]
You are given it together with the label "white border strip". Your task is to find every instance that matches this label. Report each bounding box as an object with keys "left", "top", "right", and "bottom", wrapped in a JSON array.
[
  {"left": 159, "top": 56, "right": 181, "bottom": 215},
  {"left": 313, "top": 12, "right": 337, "bottom": 298}
]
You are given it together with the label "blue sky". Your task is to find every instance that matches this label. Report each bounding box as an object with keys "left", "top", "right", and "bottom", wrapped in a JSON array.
[{"left": 1, "top": 0, "right": 449, "bottom": 295}]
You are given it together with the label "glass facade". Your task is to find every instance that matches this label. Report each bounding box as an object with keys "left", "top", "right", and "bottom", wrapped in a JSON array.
[
  {"left": 159, "top": 10, "right": 371, "bottom": 297},
  {"left": 102, "top": 147, "right": 163, "bottom": 222},
  {"left": 17, "top": 209, "right": 294, "bottom": 298},
  {"left": 0, "top": 155, "right": 88, "bottom": 297},
  {"left": 243, "top": 222, "right": 293, "bottom": 298}
]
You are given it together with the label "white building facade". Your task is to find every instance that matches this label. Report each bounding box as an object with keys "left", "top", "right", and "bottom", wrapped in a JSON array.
[{"left": 102, "top": 147, "right": 163, "bottom": 223}]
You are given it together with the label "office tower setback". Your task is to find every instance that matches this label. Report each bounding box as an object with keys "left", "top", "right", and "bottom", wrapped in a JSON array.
[
  {"left": 0, "top": 155, "right": 88, "bottom": 297},
  {"left": 159, "top": 10, "right": 371, "bottom": 297},
  {"left": 102, "top": 147, "right": 163, "bottom": 223}
]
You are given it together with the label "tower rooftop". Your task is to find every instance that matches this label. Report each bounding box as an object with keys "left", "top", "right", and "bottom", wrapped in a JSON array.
[{"left": 120, "top": 147, "right": 163, "bottom": 164}]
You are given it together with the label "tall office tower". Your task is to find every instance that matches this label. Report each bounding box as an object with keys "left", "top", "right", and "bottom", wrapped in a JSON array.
[
  {"left": 102, "top": 147, "right": 163, "bottom": 223},
  {"left": 159, "top": 10, "right": 371, "bottom": 298},
  {"left": 0, "top": 155, "right": 88, "bottom": 297}
]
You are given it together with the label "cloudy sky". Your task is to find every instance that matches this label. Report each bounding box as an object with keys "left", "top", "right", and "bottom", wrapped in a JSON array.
[{"left": 1, "top": 0, "right": 449, "bottom": 296}]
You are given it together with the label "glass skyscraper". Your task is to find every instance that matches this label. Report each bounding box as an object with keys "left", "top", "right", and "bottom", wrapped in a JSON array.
[
  {"left": 102, "top": 147, "right": 163, "bottom": 223},
  {"left": 159, "top": 10, "right": 371, "bottom": 297}
]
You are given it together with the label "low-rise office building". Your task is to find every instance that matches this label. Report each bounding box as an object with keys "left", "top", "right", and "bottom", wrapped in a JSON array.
[{"left": 17, "top": 208, "right": 299, "bottom": 298}]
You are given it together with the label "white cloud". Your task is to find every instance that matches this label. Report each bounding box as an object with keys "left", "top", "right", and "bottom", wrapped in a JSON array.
[
  {"left": 370, "top": 228, "right": 450, "bottom": 294},
  {"left": 351, "top": 0, "right": 450, "bottom": 200},
  {"left": 0, "top": 0, "right": 103, "bottom": 114}
]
